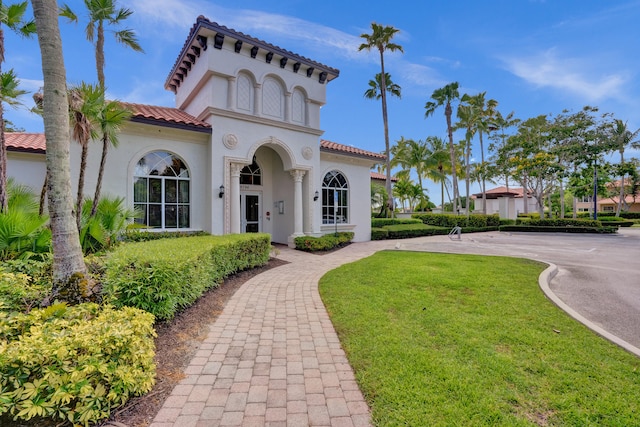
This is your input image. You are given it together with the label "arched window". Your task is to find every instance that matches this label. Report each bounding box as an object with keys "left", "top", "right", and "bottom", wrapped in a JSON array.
[
  {"left": 240, "top": 159, "right": 261, "bottom": 185},
  {"left": 292, "top": 88, "right": 306, "bottom": 124},
  {"left": 262, "top": 77, "right": 284, "bottom": 119},
  {"left": 133, "top": 151, "right": 190, "bottom": 229},
  {"left": 322, "top": 171, "right": 348, "bottom": 224},
  {"left": 237, "top": 73, "right": 254, "bottom": 112}
]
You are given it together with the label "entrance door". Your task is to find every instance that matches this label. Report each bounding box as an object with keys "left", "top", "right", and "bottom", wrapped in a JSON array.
[{"left": 241, "top": 192, "right": 261, "bottom": 233}]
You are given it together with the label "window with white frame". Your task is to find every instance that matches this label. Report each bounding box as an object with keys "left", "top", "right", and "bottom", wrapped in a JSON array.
[
  {"left": 240, "top": 159, "right": 261, "bottom": 185},
  {"left": 133, "top": 151, "right": 190, "bottom": 229},
  {"left": 322, "top": 171, "right": 348, "bottom": 224}
]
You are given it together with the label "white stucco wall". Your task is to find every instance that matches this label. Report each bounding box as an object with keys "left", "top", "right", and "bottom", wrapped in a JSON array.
[
  {"left": 69, "top": 122, "right": 212, "bottom": 232},
  {"left": 7, "top": 152, "right": 46, "bottom": 194},
  {"left": 319, "top": 153, "right": 375, "bottom": 242}
]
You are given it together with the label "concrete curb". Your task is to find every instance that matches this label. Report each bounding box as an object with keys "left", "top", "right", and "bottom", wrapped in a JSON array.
[{"left": 538, "top": 263, "right": 640, "bottom": 358}]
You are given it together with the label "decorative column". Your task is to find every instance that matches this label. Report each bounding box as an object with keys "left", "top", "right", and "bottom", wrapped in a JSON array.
[
  {"left": 254, "top": 83, "right": 262, "bottom": 117},
  {"left": 284, "top": 91, "right": 292, "bottom": 122},
  {"left": 226, "top": 76, "right": 236, "bottom": 110},
  {"left": 230, "top": 163, "right": 243, "bottom": 234},
  {"left": 290, "top": 169, "right": 306, "bottom": 237}
]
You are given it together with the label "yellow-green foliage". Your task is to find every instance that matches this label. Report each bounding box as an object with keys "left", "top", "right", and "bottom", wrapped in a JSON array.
[
  {"left": 0, "top": 270, "right": 49, "bottom": 313},
  {"left": 103, "top": 233, "right": 271, "bottom": 320},
  {"left": 0, "top": 303, "right": 156, "bottom": 426}
]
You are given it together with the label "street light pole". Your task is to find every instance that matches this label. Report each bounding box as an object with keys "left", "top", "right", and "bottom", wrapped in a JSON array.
[{"left": 593, "top": 159, "right": 598, "bottom": 220}]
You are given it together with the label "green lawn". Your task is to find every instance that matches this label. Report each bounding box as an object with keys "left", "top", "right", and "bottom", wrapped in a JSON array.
[{"left": 319, "top": 251, "right": 640, "bottom": 426}]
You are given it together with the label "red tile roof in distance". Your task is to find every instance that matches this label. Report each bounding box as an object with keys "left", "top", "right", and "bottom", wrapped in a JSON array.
[
  {"left": 370, "top": 172, "right": 398, "bottom": 182},
  {"left": 122, "top": 102, "right": 211, "bottom": 131},
  {"left": 320, "top": 140, "right": 385, "bottom": 161},
  {"left": 5, "top": 132, "right": 46, "bottom": 153}
]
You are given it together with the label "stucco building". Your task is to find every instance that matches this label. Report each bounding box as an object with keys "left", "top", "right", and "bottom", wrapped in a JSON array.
[{"left": 6, "top": 16, "right": 384, "bottom": 245}]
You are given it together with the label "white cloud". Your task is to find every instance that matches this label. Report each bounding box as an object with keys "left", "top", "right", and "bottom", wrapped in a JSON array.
[{"left": 500, "top": 49, "right": 628, "bottom": 103}]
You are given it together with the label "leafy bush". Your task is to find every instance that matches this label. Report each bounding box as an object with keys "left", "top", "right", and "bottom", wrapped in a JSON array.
[
  {"left": 527, "top": 218, "right": 601, "bottom": 227},
  {"left": 383, "top": 223, "right": 449, "bottom": 239},
  {"left": 371, "top": 218, "right": 422, "bottom": 228},
  {"left": 412, "top": 213, "right": 500, "bottom": 228},
  {"left": 597, "top": 217, "right": 634, "bottom": 227},
  {"left": 500, "top": 219, "right": 516, "bottom": 226},
  {"left": 122, "top": 228, "right": 209, "bottom": 243},
  {"left": 103, "top": 234, "right": 271, "bottom": 320},
  {"left": 619, "top": 212, "right": 640, "bottom": 219},
  {"left": 371, "top": 227, "right": 389, "bottom": 240},
  {"left": 500, "top": 225, "right": 617, "bottom": 234},
  {"left": 294, "top": 232, "right": 354, "bottom": 252},
  {"left": 79, "top": 196, "right": 140, "bottom": 254},
  {"left": 0, "top": 303, "right": 156, "bottom": 426},
  {"left": 0, "top": 180, "right": 51, "bottom": 261}
]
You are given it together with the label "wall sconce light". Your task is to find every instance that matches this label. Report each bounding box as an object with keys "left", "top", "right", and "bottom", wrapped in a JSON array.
[
  {"left": 218, "top": 185, "right": 225, "bottom": 198},
  {"left": 314, "top": 190, "right": 319, "bottom": 201}
]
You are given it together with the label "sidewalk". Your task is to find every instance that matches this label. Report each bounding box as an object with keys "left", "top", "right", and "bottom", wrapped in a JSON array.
[{"left": 149, "top": 240, "right": 392, "bottom": 427}]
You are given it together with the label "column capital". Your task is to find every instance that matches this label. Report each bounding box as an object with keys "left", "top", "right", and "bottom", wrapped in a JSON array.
[
  {"left": 290, "top": 169, "right": 306, "bottom": 182},
  {"left": 230, "top": 162, "right": 244, "bottom": 177}
]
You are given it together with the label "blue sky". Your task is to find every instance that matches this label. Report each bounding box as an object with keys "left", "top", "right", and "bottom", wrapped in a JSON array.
[{"left": 5, "top": 0, "right": 640, "bottom": 205}]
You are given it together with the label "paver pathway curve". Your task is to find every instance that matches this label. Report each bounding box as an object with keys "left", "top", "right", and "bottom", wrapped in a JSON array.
[{"left": 149, "top": 240, "right": 391, "bottom": 427}]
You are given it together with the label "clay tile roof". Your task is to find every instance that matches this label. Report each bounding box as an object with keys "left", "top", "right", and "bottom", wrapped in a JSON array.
[
  {"left": 5, "top": 132, "right": 45, "bottom": 153},
  {"left": 166, "top": 16, "right": 339, "bottom": 90},
  {"left": 370, "top": 172, "right": 398, "bottom": 182},
  {"left": 320, "top": 139, "right": 385, "bottom": 161},
  {"left": 472, "top": 186, "right": 527, "bottom": 199},
  {"left": 122, "top": 102, "right": 211, "bottom": 132}
]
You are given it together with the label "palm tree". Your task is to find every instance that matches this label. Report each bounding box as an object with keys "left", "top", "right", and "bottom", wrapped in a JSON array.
[
  {"left": 454, "top": 101, "right": 478, "bottom": 215},
  {"left": 610, "top": 119, "right": 640, "bottom": 215},
  {"left": 464, "top": 92, "right": 498, "bottom": 214},
  {"left": 425, "top": 82, "right": 461, "bottom": 214},
  {"left": 0, "top": 1, "right": 34, "bottom": 212},
  {"left": 424, "top": 136, "right": 450, "bottom": 210},
  {"left": 359, "top": 23, "right": 403, "bottom": 217},
  {"left": 62, "top": 0, "right": 142, "bottom": 217},
  {"left": 32, "top": 0, "right": 89, "bottom": 289},
  {"left": 391, "top": 137, "right": 433, "bottom": 208},
  {"left": 68, "top": 82, "right": 102, "bottom": 229},
  {"left": 364, "top": 72, "right": 401, "bottom": 100},
  {"left": 90, "top": 98, "right": 131, "bottom": 215}
]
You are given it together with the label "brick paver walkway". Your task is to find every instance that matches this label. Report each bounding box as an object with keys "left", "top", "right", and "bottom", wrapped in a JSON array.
[{"left": 149, "top": 240, "right": 392, "bottom": 427}]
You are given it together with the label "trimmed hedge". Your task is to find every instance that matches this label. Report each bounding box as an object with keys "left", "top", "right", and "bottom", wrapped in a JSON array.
[
  {"left": 382, "top": 223, "right": 448, "bottom": 239},
  {"left": 0, "top": 303, "right": 156, "bottom": 426},
  {"left": 103, "top": 234, "right": 271, "bottom": 320},
  {"left": 122, "top": 229, "right": 209, "bottom": 243},
  {"left": 371, "top": 218, "right": 422, "bottom": 228},
  {"left": 500, "top": 225, "right": 618, "bottom": 234},
  {"left": 294, "top": 232, "right": 354, "bottom": 252},
  {"left": 371, "top": 227, "right": 389, "bottom": 241},
  {"left": 526, "top": 218, "right": 602, "bottom": 227},
  {"left": 412, "top": 213, "right": 500, "bottom": 228}
]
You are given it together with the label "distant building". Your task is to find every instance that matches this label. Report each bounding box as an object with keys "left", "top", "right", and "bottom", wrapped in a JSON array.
[{"left": 471, "top": 186, "right": 538, "bottom": 219}]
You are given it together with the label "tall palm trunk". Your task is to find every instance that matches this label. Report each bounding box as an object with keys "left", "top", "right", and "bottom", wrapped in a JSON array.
[
  {"left": 76, "top": 143, "right": 88, "bottom": 229},
  {"left": 378, "top": 51, "right": 394, "bottom": 218},
  {"left": 0, "top": 26, "right": 7, "bottom": 213},
  {"left": 465, "top": 136, "right": 471, "bottom": 216},
  {"left": 31, "top": 0, "right": 87, "bottom": 285},
  {"left": 445, "top": 103, "right": 458, "bottom": 214},
  {"left": 479, "top": 131, "right": 486, "bottom": 214},
  {"left": 91, "top": 133, "right": 109, "bottom": 215},
  {"left": 616, "top": 149, "right": 625, "bottom": 216}
]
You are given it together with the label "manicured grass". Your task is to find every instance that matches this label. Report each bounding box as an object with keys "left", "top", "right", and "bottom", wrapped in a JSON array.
[{"left": 319, "top": 251, "right": 640, "bottom": 426}]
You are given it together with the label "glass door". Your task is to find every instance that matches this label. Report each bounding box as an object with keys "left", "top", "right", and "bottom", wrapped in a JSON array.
[{"left": 241, "top": 192, "right": 261, "bottom": 233}]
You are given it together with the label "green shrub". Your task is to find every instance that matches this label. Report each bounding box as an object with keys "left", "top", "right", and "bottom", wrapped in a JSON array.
[
  {"left": 371, "top": 218, "right": 422, "bottom": 228},
  {"left": 79, "top": 196, "right": 140, "bottom": 254},
  {"left": 383, "top": 224, "right": 449, "bottom": 239},
  {"left": 0, "top": 303, "right": 156, "bottom": 426},
  {"left": 619, "top": 212, "right": 640, "bottom": 220},
  {"left": 122, "top": 228, "right": 209, "bottom": 243},
  {"left": 500, "top": 225, "right": 617, "bottom": 234},
  {"left": 597, "top": 217, "right": 634, "bottom": 227},
  {"left": 371, "top": 227, "right": 389, "bottom": 240},
  {"left": 294, "top": 232, "right": 354, "bottom": 252},
  {"left": 102, "top": 234, "right": 270, "bottom": 321},
  {"left": 0, "top": 259, "right": 53, "bottom": 313},
  {"left": 528, "top": 218, "right": 602, "bottom": 227},
  {"left": 517, "top": 212, "right": 541, "bottom": 219},
  {"left": 412, "top": 213, "right": 500, "bottom": 228},
  {"left": 500, "top": 219, "right": 516, "bottom": 226}
]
